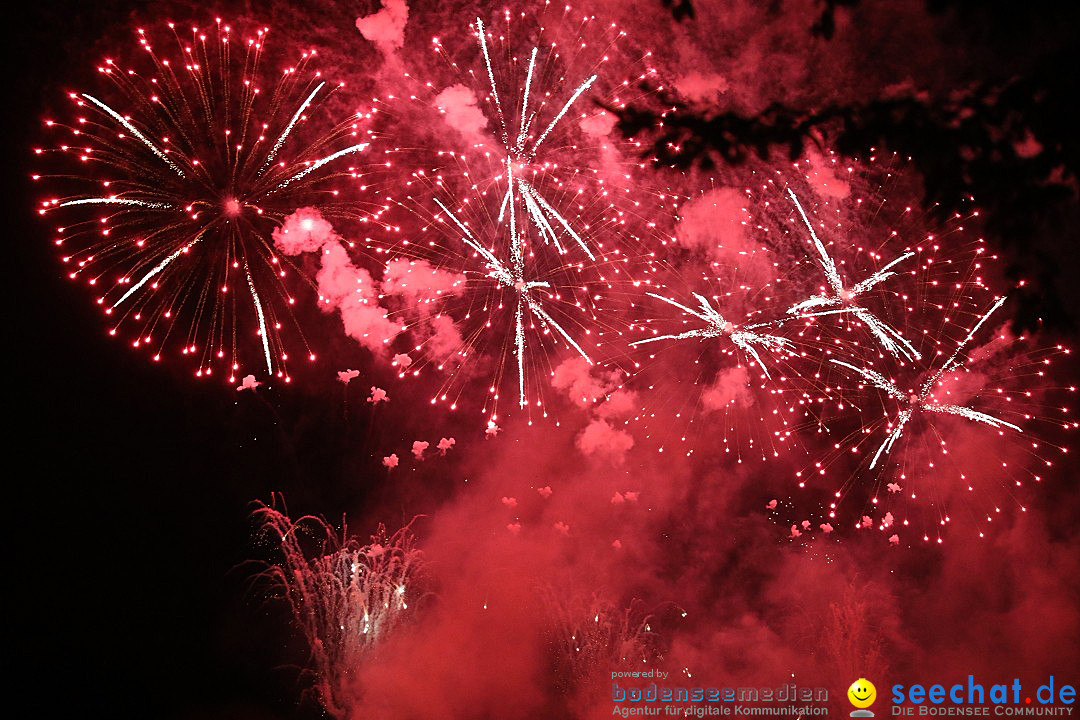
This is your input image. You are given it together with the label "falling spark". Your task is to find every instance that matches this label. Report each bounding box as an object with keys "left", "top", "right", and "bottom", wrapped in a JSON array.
[
  {"left": 832, "top": 297, "right": 1019, "bottom": 469},
  {"left": 631, "top": 292, "right": 793, "bottom": 381},
  {"left": 786, "top": 188, "right": 919, "bottom": 361}
]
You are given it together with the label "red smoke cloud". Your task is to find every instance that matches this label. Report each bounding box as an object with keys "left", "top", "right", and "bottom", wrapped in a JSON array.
[
  {"left": 356, "top": 0, "right": 409, "bottom": 56},
  {"left": 274, "top": 209, "right": 402, "bottom": 356},
  {"left": 242, "top": 3, "right": 1080, "bottom": 718}
]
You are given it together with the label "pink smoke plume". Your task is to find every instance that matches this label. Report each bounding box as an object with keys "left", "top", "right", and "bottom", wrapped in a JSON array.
[
  {"left": 801, "top": 148, "right": 852, "bottom": 200},
  {"left": 337, "top": 369, "right": 360, "bottom": 384},
  {"left": 273, "top": 209, "right": 401, "bottom": 356},
  {"left": 420, "top": 314, "right": 464, "bottom": 362},
  {"left": 355, "top": 0, "right": 409, "bottom": 56},
  {"left": 433, "top": 84, "right": 489, "bottom": 140},
  {"left": 701, "top": 365, "right": 754, "bottom": 411},
  {"left": 549, "top": 359, "right": 638, "bottom": 463},
  {"left": 382, "top": 258, "right": 465, "bottom": 306},
  {"left": 675, "top": 70, "right": 729, "bottom": 103},
  {"left": 317, "top": 244, "right": 400, "bottom": 354},
  {"left": 551, "top": 357, "right": 619, "bottom": 407},
  {"left": 675, "top": 187, "right": 776, "bottom": 285},
  {"left": 576, "top": 418, "right": 634, "bottom": 463}
]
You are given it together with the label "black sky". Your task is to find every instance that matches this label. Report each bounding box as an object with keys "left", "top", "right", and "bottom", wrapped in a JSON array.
[{"left": 9, "top": 1, "right": 1080, "bottom": 718}]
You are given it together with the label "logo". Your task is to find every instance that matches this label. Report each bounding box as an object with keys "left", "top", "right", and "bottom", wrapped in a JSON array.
[
  {"left": 890, "top": 675, "right": 1076, "bottom": 715},
  {"left": 849, "top": 678, "right": 878, "bottom": 718}
]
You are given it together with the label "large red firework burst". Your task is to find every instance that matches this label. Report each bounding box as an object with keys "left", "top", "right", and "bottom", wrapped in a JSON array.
[
  {"left": 35, "top": 19, "right": 373, "bottom": 382},
  {"left": 772, "top": 154, "right": 1076, "bottom": 544},
  {"left": 323, "top": 4, "right": 680, "bottom": 423}
]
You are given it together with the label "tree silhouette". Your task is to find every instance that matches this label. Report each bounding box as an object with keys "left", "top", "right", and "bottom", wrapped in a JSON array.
[{"left": 639, "top": 0, "right": 1080, "bottom": 332}]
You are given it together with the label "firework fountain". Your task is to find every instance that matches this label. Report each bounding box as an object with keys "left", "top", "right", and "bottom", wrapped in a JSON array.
[{"left": 255, "top": 503, "right": 423, "bottom": 719}]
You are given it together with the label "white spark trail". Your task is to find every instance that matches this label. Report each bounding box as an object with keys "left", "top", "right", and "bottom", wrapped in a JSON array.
[
  {"left": 851, "top": 251, "right": 914, "bottom": 295},
  {"left": 247, "top": 265, "right": 274, "bottom": 375},
  {"left": 786, "top": 187, "right": 842, "bottom": 294},
  {"left": 515, "top": 47, "right": 538, "bottom": 152},
  {"left": 261, "top": 82, "right": 324, "bottom": 175},
  {"left": 113, "top": 235, "right": 203, "bottom": 308},
  {"left": 498, "top": 183, "right": 512, "bottom": 223},
  {"left": 276, "top": 143, "right": 368, "bottom": 189},
  {"left": 432, "top": 198, "right": 505, "bottom": 275},
  {"left": 515, "top": 297, "right": 527, "bottom": 407},
  {"left": 530, "top": 75, "right": 597, "bottom": 156},
  {"left": 920, "top": 295, "right": 1008, "bottom": 395},
  {"left": 56, "top": 197, "right": 174, "bottom": 209},
  {"left": 433, "top": 198, "right": 475, "bottom": 241},
  {"left": 475, "top": 18, "right": 508, "bottom": 145},
  {"left": 830, "top": 360, "right": 908, "bottom": 402},
  {"left": 853, "top": 307, "right": 920, "bottom": 362},
  {"left": 469, "top": 22, "right": 598, "bottom": 265},
  {"left": 786, "top": 187, "right": 918, "bottom": 360},
  {"left": 507, "top": 159, "right": 522, "bottom": 273},
  {"left": 525, "top": 294, "right": 593, "bottom": 366},
  {"left": 927, "top": 404, "right": 1021, "bottom": 431},
  {"left": 520, "top": 181, "right": 567, "bottom": 253},
  {"left": 82, "top": 94, "right": 186, "bottom": 178},
  {"left": 871, "top": 409, "right": 912, "bottom": 469},
  {"left": 794, "top": 306, "right": 916, "bottom": 362},
  {"left": 520, "top": 181, "right": 596, "bottom": 260}
]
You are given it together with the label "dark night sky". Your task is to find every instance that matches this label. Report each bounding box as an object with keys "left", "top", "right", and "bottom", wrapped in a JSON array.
[
  {"left": 11, "top": 6, "right": 337, "bottom": 717},
  {"left": 9, "top": 1, "right": 1080, "bottom": 718}
]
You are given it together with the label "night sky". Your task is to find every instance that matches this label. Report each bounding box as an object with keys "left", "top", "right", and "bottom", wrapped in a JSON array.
[
  {"left": 11, "top": 1, "right": 1080, "bottom": 719},
  {"left": 14, "top": 6, "right": 334, "bottom": 717}
]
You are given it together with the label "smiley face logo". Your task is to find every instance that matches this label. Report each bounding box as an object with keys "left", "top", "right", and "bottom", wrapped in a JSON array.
[{"left": 848, "top": 678, "right": 877, "bottom": 709}]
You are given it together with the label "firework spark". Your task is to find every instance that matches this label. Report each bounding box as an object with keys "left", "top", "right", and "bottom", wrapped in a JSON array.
[
  {"left": 353, "top": 7, "right": 673, "bottom": 421},
  {"left": 630, "top": 292, "right": 794, "bottom": 381},
  {"left": 831, "top": 296, "right": 1019, "bottom": 469},
  {"left": 785, "top": 188, "right": 919, "bottom": 361},
  {"left": 36, "top": 20, "right": 371, "bottom": 381},
  {"left": 255, "top": 503, "right": 423, "bottom": 719}
]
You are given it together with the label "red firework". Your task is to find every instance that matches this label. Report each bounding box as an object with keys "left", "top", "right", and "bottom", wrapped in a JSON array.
[{"left": 35, "top": 19, "right": 373, "bottom": 382}]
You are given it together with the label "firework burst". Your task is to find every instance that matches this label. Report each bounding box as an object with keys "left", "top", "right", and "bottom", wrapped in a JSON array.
[
  {"left": 785, "top": 187, "right": 919, "bottom": 362},
  {"left": 346, "top": 6, "right": 677, "bottom": 422},
  {"left": 35, "top": 19, "right": 372, "bottom": 381},
  {"left": 767, "top": 154, "right": 1077, "bottom": 542},
  {"left": 255, "top": 503, "right": 423, "bottom": 719},
  {"left": 611, "top": 172, "right": 848, "bottom": 464},
  {"left": 804, "top": 298, "right": 1074, "bottom": 544},
  {"left": 541, "top": 588, "right": 671, "bottom": 708}
]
